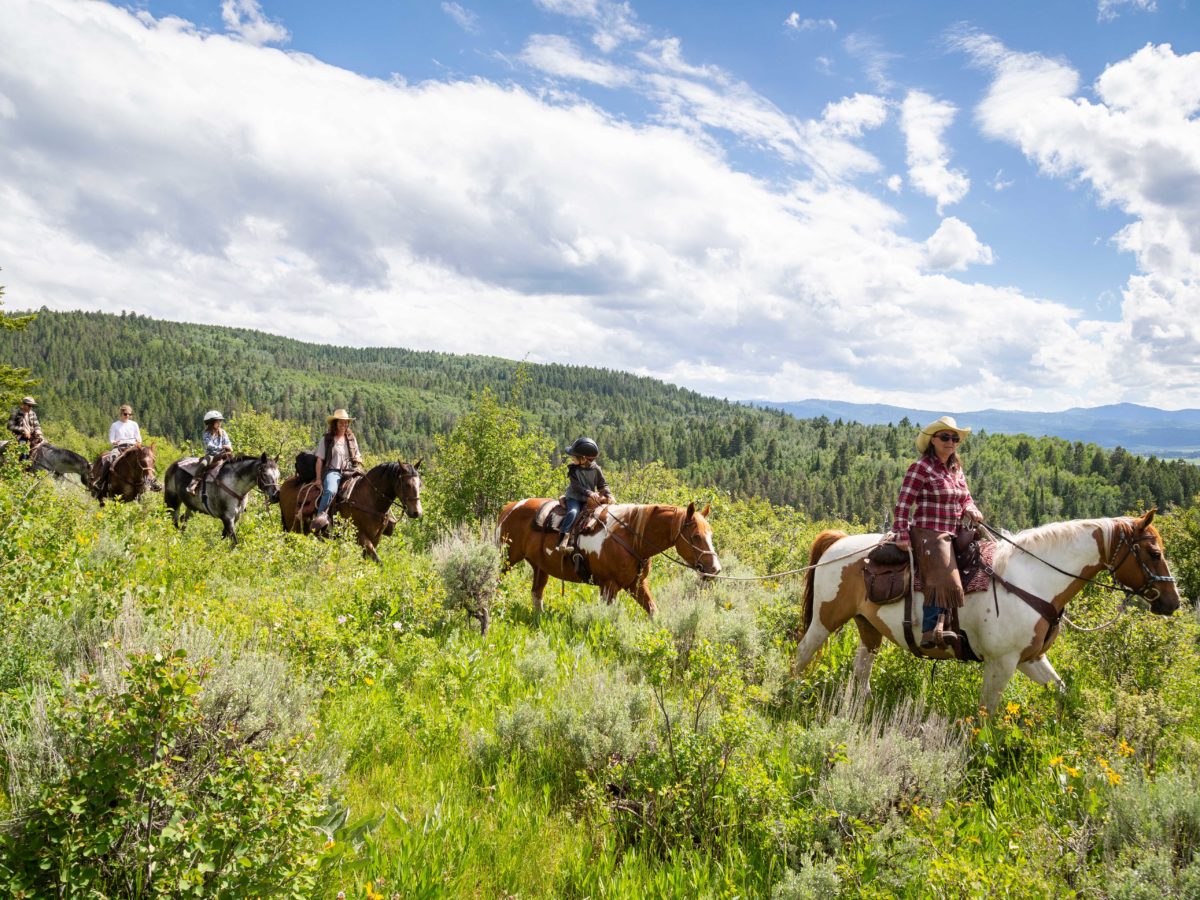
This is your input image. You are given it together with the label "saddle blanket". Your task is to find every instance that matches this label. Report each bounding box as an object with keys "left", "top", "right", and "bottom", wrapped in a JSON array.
[
  {"left": 532, "top": 499, "right": 602, "bottom": 535},
  {"left": 913, "top": 540, "right": 997, "bottom": 594}
]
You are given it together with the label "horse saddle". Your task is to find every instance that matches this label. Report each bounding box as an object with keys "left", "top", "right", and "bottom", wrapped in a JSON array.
[
  {"left": 532, "top": 499, "right": 604, "bottom": 536},
  {"left": 863, "top": 529, "right": 994, "bottom": 606},
  {"left": 178, "top": 455, "right": 227, "bottom": 483}
]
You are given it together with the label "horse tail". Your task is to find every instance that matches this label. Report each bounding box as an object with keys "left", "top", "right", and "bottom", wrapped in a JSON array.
[{"left": 801, "top": 529, "right": 848, "bottom": 637}]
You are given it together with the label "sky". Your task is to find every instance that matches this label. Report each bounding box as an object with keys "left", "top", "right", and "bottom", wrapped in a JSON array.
[{"left": 0, "top": 0, "right": 1198, "bottom": 412}]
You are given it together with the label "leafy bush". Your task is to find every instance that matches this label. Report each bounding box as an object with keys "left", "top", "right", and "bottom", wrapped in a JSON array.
[
  {"left": 434, "top": 531, "right": 503, "bottom": 635},
  {"left": 0, "top": 651, "right": 326, "bottom": 898}
]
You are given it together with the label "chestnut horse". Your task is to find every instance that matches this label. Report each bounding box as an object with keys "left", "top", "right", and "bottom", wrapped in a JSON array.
[
  {"left": 796, "top": 511, "right": 1181, "bottom": 712},
  {"left": 277, "top": 460, "right": 422, "bottom": 563},
  {"left": 90, "top": 445, "right": 158, "bottom": 504},
  {"left": 497, "top": 500, "right": 722, "bottom": 616}
]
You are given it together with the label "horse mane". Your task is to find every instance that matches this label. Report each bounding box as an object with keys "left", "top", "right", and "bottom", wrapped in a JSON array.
[{"left": 992, "top": 517, "right": 1118, "bottom": 566}]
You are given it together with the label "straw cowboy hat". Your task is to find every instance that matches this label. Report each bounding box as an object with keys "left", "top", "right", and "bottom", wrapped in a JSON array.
[
  {"left": 915, "top": 415, "right": 972, "bottom": 453},
  {"left": 326, "top": 408, "right": 354, "bottom": 426},
  {"left": 20, "top": 396, "right": 36, "bottom": 406}
]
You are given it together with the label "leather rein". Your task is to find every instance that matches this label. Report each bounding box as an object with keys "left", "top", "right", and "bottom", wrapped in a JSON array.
[{"left": 977, "top": 520, "right": 1174, "bottom": 631}]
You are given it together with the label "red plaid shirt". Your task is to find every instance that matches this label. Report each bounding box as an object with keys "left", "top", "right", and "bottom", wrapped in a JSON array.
[{"left": 893, "top": 456, "right": 980, "bottom": 534}]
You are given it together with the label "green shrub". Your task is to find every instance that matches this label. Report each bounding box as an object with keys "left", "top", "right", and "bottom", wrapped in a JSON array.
[
  {"left": 0, "top": 651, "right": 326, "bottom": 898},
  {"left": 434, "top": 532, "right": 503, "bottom": 635}
]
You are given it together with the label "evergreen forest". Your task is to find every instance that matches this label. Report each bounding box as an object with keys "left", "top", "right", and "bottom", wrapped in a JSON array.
[{"left": 2, "top": 309, "right": 1198, "bottom": 530}]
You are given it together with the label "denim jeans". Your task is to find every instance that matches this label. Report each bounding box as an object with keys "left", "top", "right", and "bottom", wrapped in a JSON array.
[
  {"left": 317, "top": 470, "right": 343, "bottom": 515},
  {"left": 559, "top": 497, "right": 585, "bottom": 535}
]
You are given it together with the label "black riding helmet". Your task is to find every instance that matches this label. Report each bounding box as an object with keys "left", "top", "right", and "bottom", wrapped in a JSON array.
[{"left": 564, "top": 437, "right": 599, "bottom": 458}]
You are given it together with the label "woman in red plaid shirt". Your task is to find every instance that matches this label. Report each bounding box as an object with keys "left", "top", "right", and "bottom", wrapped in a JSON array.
[{"left": 889, "top": 416, "right": 984, "bottom": 648}]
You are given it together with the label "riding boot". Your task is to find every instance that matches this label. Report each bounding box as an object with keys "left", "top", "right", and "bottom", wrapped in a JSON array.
[{"left": 548, "top": 533, "right": 571, "bottom": 554}]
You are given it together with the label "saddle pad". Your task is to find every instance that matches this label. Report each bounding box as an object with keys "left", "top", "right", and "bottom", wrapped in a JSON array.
[
  {"left": 176, "top": 456, "right": 202, "bottom": 478},
  {"left": 533, "top": 499, "right": 564, "bottom": 532},
  {"left": 532, "top": 499, "right": 603, "bottom": 535},
  {"left": 914, "top": 540, "right": 997, "bottom": 594}
]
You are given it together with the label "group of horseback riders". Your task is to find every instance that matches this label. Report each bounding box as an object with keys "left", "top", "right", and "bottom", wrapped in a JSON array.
[{"left": 9, "top": 393, "right": 982, "bottom": 643}]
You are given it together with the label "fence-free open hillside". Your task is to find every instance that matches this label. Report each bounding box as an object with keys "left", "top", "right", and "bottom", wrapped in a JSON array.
[{"left": 3, "top": 309, "right": 1199, "bottom": 529}]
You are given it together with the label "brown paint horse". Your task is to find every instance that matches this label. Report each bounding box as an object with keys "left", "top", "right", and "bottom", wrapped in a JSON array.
[
  {"left": 497, "top": 500, "right": 722, "bottom": 616},
  {"left": 277, "top": 460, "right": 422, "bottom": 563},
  {"left": 796, "top": 511, "right": 1181, "bottom": 712},
  {"left": 90, "top": 445, "right": 158, "bottom": 504}
]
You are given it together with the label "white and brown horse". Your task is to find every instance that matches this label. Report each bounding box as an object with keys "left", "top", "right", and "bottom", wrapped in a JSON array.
[
  {"left": 796, "top": 511, "right": 1181, "bottom": 712},
  {"left": 497, "top": 500, "right": 722, "bottom": 616}
]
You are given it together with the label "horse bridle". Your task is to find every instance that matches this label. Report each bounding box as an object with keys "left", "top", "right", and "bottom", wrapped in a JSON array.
[
  {"left": 1106, "top": 526, "right": 1175, "bottom": 603},
  {"left": 344, "top": 465, "right": 420, "bottom": 518},
  {"left": 672, "top": 509, "right": 718, "bottom": 573}
]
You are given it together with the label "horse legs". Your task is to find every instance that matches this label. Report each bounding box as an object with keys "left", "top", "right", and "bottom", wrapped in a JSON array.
[
  {"left": 530, "top": 566, "right": 549, "bottom": 616},
  {"left": 222, "top": 516, "right": 238, "bottom": 547},
  {"left": 793, "top": 620, "right": 834, "bottom": 674},
  {"left": 1018, "top": 655, "right": 1066, "bottom": 695},
  {"left": 631, "top": 579, "right": 656, "bottom": 618},
  {"left": 981, "top": 651, "right": 1022, "bottom": 713},
  {"left": 850, "top": 616, "right": 884, "bottom": 698}
]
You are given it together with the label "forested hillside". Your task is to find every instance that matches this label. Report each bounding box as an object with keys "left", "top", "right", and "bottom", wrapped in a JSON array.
[{"left": 3, "top": 309, "right": 1198, "bottom": 528}]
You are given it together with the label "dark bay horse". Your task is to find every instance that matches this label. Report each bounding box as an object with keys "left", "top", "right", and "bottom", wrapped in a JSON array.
[
  {"left": 0, "top": 440, "right": 91, "bottom": 486},
  {"left": 163, "top": 454, "right": 282, "bottom": 547},
  {"left": 796, "top": 511, "right": 1181, "bottom": 712},
  {"left": 91, "top": 445, "right": 158, "bottom": 504},
  {"left": 277, "top": 461, "right": 422, "bottom": 563},
  {"left": 497, "top": 500, "right": 722, "bottom": 616}
]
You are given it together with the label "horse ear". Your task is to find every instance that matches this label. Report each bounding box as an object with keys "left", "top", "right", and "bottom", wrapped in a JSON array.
[
  {"left": 1139, "top": 508, "right": 1157, "bottom": 529},
  {"left": 414, "top": 457, "right": 423, "bottom": 470},
  {"left": 701, "top": 503, "right": 711, "bottom": 518},
  {"left": 686, "top": 501, "right": 696, "bottom": 520},
  {"left": 260, "top": 451, "right": 268, "bottom": 462}
]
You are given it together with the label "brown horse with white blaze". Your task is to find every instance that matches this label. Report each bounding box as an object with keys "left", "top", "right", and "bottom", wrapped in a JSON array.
[{"left": 497, "top": 500, "right": 721, "bottom": 616}]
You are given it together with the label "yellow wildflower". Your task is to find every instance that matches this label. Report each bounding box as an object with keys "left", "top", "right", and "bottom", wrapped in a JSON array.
[
  {"left": 1049, "top": 755, "right": 1064, "bottom": 766},
  {"left": 1106, "top": 770, "right": 1121, "bottom": 786},
  {"left": 1065, "top": 766, "right": 1080, "bottom": 778},
  {"left": 1006, "top": 702, "right": 1020, "bottom": 716}
]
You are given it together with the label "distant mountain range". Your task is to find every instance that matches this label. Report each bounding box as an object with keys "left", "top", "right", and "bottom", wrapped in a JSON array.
[{"left": 753, "top": 400, "right": 1200, "bottom": 459}]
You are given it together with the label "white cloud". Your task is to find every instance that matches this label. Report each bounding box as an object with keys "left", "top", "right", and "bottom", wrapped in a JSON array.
[
  {"left": 0, "top": 2, "right": 1197, "bottom": 411},
  {"left": 1097, "top": 0, "right": 1156, "bottom": 22},
  {"left": 922, "top": 217, "right": 994, "bottom": 271},
  {"left": 821, "top": 93, "right": 889, "bottom": 136},
  {"left": 900, "top": 90, "right": 970, "bottom": 212},
  {"left": 535, "top": 0, "right": 644, "bottom": 53},
  {"left": 990, "top": 169, "right": 1014, "bottom": 191},
  {"left": 220, "top": 0, "right": 288, "bottom": 46},
  {"left": 844, "top": 33, "right": 898, "bottom": 92},
  {"left": 784, "top": 13, "right": 837, "bottom": 32},
  {"left": 521, "top": 34, "right": 632, "bottom": 86},
  {"left": 441, "top": 2, "right": 480, "bottom": 34},
  {"left": 957, "top": 32, "right": 1200, "bottom": 395}
]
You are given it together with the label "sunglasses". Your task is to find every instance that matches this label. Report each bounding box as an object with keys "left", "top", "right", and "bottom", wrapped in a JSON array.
[{"left": 935, "top": 433, "right": 961, "bottom": 443}]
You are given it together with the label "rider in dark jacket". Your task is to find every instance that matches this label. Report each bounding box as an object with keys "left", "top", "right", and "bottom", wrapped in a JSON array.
[{"left": 552, "top": 437, "right": 612, "bottom": 552}]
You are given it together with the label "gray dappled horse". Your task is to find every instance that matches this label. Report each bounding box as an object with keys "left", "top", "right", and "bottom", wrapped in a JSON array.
[
  {"left": 163, "top": 453, "right": 281, "bottom": 547},
  {"left": 0, "top": 440, "right": 91, "bottom": 486}
]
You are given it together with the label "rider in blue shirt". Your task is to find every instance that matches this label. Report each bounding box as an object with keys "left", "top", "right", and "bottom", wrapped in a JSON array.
[{"left": 188, "top": 410, "right": 232, "bottom": 495}]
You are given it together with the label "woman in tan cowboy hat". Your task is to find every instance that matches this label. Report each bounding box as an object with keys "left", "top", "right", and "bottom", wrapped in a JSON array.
[
  {"left": 311, "top": 409, "right": 364, "bottom": 529},
  {"left": 888, "top": 416, "right": 984, "bottom": 649}
]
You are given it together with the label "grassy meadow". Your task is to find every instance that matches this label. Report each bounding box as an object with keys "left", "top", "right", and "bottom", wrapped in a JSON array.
[{"left": 0, "top": 412, "right": 1198, "bottom": 899}]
